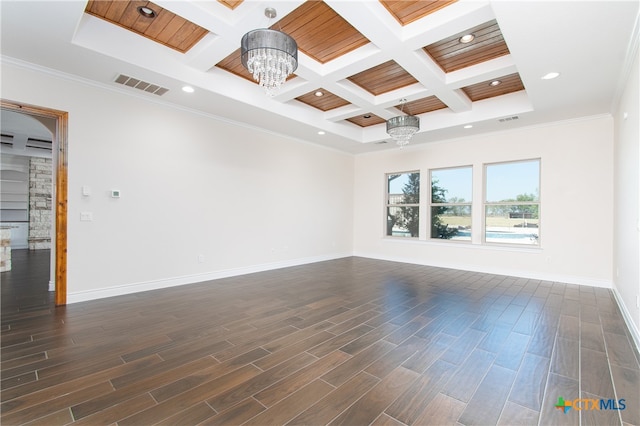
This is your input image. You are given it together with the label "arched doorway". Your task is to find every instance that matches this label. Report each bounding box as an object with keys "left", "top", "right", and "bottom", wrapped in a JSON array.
[{"left": 1, "top": 100, "right": 68, "bottom": 305}]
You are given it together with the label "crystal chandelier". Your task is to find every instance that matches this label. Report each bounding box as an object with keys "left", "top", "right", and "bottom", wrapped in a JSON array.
[
  {"left": 241, "top": 8, "right": 298, "bottom": 96},
  {"left": 386, "top": 99, "right": 420, "bottom": 148}
]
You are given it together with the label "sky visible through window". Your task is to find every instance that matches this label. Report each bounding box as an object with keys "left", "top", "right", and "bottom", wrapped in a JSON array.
[
  {"left": 432, "top": 167, "right": 471, "bottom": 202},
  {"left": 486, "top": 160, "right": 539, "bottom": 202},
  {"left": 389, "top": 160, "right": 539, "bottom": 202},
  {"left": 388, "top": 172, "right": 415, "bottom": 194}
]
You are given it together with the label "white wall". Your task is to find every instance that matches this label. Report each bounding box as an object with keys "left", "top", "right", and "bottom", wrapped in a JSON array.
[
  {"left": 354, "top": 117, "right": 614, "bottom": 287},
  {"left": 1, "top": 62, "right": 354, "bottom": 302},
  {"left": 613, "top": 44, "right": 640, "bottom": 347}
]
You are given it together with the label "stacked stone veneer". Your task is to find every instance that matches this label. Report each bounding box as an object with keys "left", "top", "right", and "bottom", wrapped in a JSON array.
[
  {"left": 29, "top": 157, "right": 52, "bottom": 250},
  {"left": 0, "top": 228, "right": 10, "bottom": 272}
]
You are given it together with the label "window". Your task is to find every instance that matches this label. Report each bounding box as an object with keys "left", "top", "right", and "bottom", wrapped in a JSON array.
[
  {"left": 386, "top": 172, "right": 419, "bottom": 237},
  {"left": 485, "top": 159, "right": 540, "bottom": 245},
  {"left": 430, "top": 166, "right": 472, "bottom": 240}
]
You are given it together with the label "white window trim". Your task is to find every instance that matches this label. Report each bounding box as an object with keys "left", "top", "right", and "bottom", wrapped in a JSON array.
[
  {"left": 385, "top": 170, "right": 420, "bottom": 238},
  {"left": 483, "top": 158, "right": 541, "bottom": 247},
  {"left": 428, "top": 165, "right": 473, "bottom": 243}
]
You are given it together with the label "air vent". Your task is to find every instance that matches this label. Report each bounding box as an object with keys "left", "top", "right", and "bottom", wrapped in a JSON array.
[
  {"left": 26, "top": 138, "right": 52, "bottom": 151},
  {"left": 375, "top": 140, "right": 388, "bottom": 144},
  {"left": 1, "top": 134, "right": 14, "bottom": 147},
  {"left": 499, "top": 116, "right": 519, "bottom": 122},
  {"left": 114, "top": 74, "right": 169, "bottom": 96}
]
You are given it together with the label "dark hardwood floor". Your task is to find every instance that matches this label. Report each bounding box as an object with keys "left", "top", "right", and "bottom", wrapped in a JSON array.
[{"left": 1, "top": 249, "right": 639, "bottom": 425}]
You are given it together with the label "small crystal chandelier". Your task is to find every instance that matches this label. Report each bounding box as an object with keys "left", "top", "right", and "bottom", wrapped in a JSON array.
[
  {"left": 386, "top": 99, "right": 420, "bottom": 148},
  {"left": 241, "top": 8, "right": 298, "bottom": 96}
]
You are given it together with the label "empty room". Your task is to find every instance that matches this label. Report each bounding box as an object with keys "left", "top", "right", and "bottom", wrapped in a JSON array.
[{"left": 1, "top": 0, "right": 639, "bottom": 425}]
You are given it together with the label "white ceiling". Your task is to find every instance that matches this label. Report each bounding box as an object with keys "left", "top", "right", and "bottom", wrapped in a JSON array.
[{"left": 1, "top": 1, "right": 638, "bottom": 154}]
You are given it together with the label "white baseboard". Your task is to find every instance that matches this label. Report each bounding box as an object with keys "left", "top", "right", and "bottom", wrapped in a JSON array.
[
  {"left": 611, "top": 287, "right": 640, "bottom": 354},
  {"left": 67, "top": 252, "right": 351, "bottom": 304},
  {"left": 68, "top": 251, "right": 614, "bottom": 302},
  {"left": 353, "top": 251, "right": 613, "bottom": 288}
]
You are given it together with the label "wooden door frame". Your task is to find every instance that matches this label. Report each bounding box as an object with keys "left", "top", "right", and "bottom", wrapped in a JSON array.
[{"left": 1, "top": 100, "right": 68, "bottom": 305}]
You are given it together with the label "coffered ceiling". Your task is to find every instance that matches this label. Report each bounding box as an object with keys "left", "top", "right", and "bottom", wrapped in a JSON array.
[{"left": 1, "top": 1, "right": 638, "bottom": 153}]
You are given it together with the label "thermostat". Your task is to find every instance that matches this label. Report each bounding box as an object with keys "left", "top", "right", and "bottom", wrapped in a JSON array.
[{"left": 111, "top": 189, "right": 121, "bottom": 198}]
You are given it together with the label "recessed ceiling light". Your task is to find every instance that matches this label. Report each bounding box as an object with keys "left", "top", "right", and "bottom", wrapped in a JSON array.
[
  {"left": 459, "top": 34, "right": 475, "bottom": 43},
  {"left": 464, "top": 125, "right": 473, "bottom": 129},
  {"left": 314, "top": 91, "right": 324, "bottom": 97},
  {"left": 542, "top": 72, "right": 560, "bottom": 80},
  {"left": 318, "top": 131, "right": 325, "bottom": 135},
  {"left": 363, "top": 114, "right": 372, "bottom": 119},
  {"left": 489, "top": 80, "right": 501, "bottom": 87},
  {"left": 137, "top": 6, "right": 156, "bottom": 18},
  {"left": 182, "top": 86, "right": 194, "bottom": 93}
]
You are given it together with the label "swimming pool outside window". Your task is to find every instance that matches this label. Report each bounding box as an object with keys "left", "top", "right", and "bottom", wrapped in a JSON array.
[{"left": 484, "top": 159, "right": 540, "bottom": 245}]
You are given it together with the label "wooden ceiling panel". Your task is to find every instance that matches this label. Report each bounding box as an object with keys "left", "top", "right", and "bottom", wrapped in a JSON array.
[
  {"left": 424, "top": 20, "right": 509, "bottom": 73},
  {"left": 381, "top": 0, "right": 458, "bottom": 26},
  {"left": 215, "top": 48, "right": 263, "bottom": 83},
  {"left": 347, "top": 61, "right": 418, "bottom": 95},
  {"left": 346, "top": 113, "right": 386, "bottom": 127},
  {"left": 144, "top": 12, "right": 180, "bottom": 39},
  {"left": 86, "top": 0, "right": 112, "bottom": 16},
  {"left": 396, "top": 96, "right": 448, "bottom": 115},
  {"left": 217, "top": 0, "right": 243, "bottom": 10},
  {"left": 102, "top": 1, "right": 130, "bottom": 22},
  {"left": 311, "top": 30, "right": 367, "bottom": 63},
  {"left": 277, "top": 1, "right": 370, "bottom": 64},
  {"left": 120, "top": 2, "right": 155, "bottom": 27},
  {"left": 296, "top": 89, "right": 351, "bottom": 111},
  {"left": 85, "top": 1, "right": 208, "bottom": 53},
  {"left": 461, "top": 73, "right": 525, "bottom": 102}
]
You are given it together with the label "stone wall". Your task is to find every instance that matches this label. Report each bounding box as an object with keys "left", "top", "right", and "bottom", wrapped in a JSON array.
[
  {"left": 0, "top": 228, "right": 10, "bottom": 272},
  {"left": 28, "top": 157, "right": 52, "bottom": 250}
]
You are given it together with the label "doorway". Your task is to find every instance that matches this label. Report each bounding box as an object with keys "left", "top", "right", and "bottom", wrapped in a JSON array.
[{"left": 1, "top": 100, "right": 68, "bottom": 305}]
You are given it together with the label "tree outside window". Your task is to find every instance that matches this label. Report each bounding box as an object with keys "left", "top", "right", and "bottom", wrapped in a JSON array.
[
  {"left": 386, "top": 172, "right": 419, "bottom": 237},
  {"left": 430, "top": 167, "right": 472, "bottom": 240}
]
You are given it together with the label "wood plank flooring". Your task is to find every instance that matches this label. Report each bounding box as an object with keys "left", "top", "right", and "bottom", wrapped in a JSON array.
[{"left": 2, "top": 249, "right": 639, "bottom": 425}]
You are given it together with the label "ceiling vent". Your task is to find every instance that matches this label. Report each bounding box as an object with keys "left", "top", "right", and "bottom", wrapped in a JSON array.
[
  {"left": 499, "top": 116, "right": 519, "bottom": 122},
  {"left": 114, "top": 74, "right": 169, "bottom": 96}
]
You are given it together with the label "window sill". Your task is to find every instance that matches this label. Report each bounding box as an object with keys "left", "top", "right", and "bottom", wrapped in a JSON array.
[{"left": 381, "top": 236, "right": 543, "bottom": 253}]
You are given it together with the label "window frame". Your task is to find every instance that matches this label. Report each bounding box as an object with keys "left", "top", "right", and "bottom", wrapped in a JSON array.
[
  {"left": 429, "top": 165, "right": 473, "bottom": 242},
  {"left": 385, "top": 170, "right": 420, "bottom": 238},
  {"left": 483, "top": 158, "right": 541, "bottom": 246}
]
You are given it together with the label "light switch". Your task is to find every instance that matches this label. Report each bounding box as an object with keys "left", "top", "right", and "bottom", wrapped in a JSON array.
[
  {"left": 80, "top": 212, "right": 93, "bottom": 222},
  {"left": 82, "top": 185, "right": 91, "bottom": 196}
]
